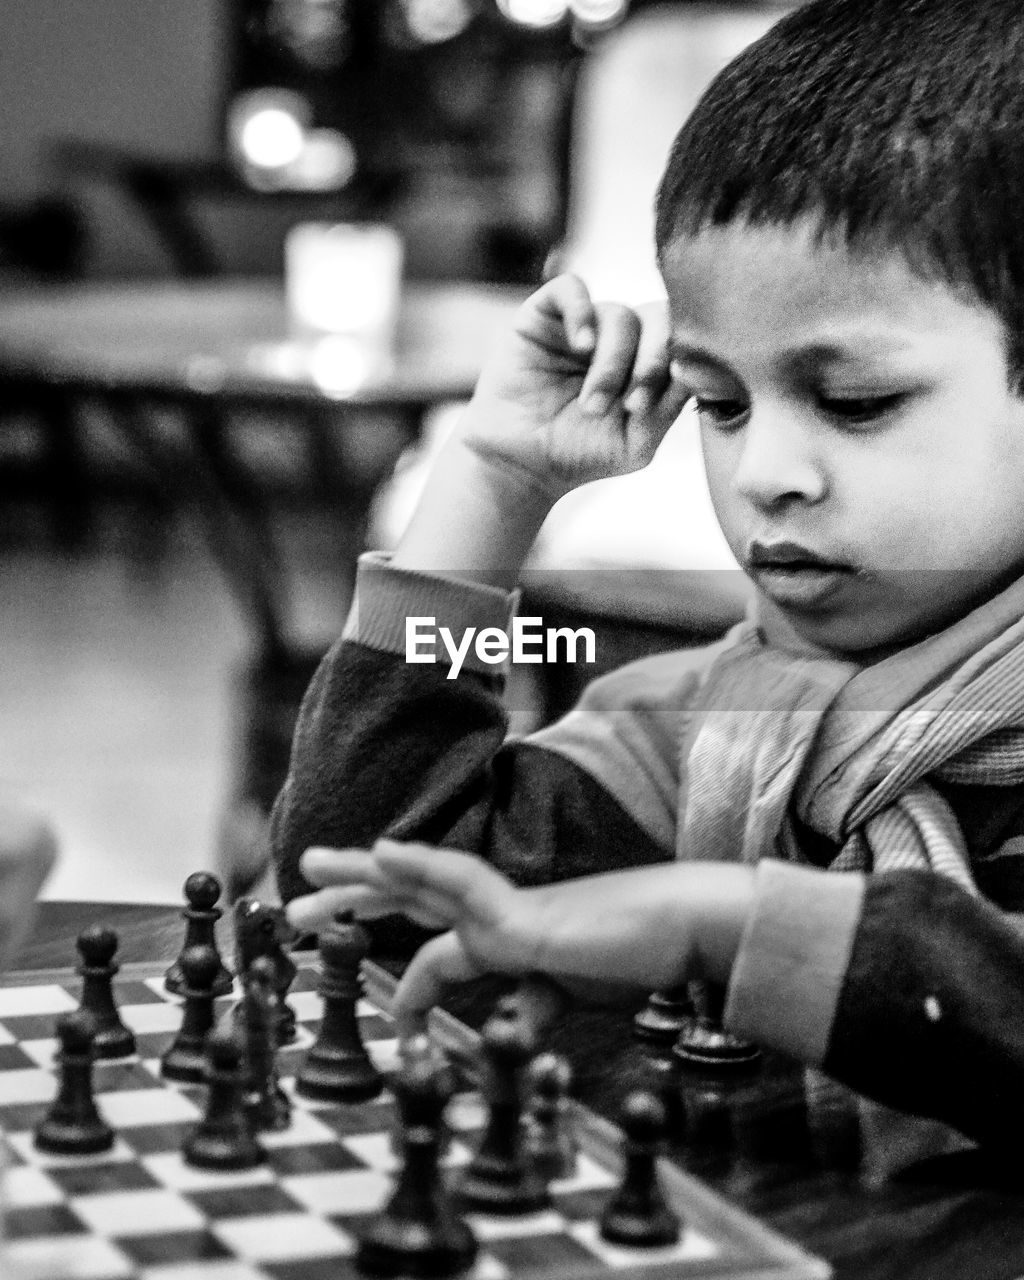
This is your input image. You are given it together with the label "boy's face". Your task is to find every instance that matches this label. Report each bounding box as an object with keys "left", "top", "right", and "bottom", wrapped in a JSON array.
[{"left": 662, "top": 219, "right": 1024, "bottom": 657}]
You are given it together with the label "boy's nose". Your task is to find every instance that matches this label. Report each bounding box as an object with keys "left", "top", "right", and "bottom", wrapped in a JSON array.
[{"left": 732, "top": 410, "right": 826, "bottom": 510}]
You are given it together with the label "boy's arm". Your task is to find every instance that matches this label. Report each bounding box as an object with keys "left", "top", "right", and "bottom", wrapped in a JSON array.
[
  {"left": 270, "top": 554, "right": 679, "bottom": 938},
  {"left": 727, "top": 860, "right": 1024, "bottom": 1148},
  {"left": 273, "top": 274, "right": 689, "bottom": 929}
]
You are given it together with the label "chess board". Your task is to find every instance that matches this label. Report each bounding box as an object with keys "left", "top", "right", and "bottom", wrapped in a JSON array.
[{"left": 0, "top": 957, "right": 830, "bottom": 1280}]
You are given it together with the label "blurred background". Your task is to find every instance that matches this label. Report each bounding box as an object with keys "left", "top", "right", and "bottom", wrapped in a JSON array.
[{"left": 0, "top": 0, "right": 788, "bottom": 903}]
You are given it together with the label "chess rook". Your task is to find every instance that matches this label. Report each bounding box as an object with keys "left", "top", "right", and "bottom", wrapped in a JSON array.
[
  {"left": 183, "top": 1024, "right": 266, "bottom": 1170},
  {"left": 76, "top": 925, "right": 136, "bottom": 1059},
  {"left": 296, "top": 912, "right": 383, "bottom": 1104},
  {"left": 164, "top": 871, "right": 233, "bottom": 998},
  {"left": 455, "top": 1003, "right": 549, "bottom": 1215},
  {"left": 34, "top": 1011, "right": 114, "bottom": 1156},
  {"left": 599, "top": 1092, "right": 681, "bottom": 1248},
  {"left": 356, "top": 1037, "right": 477, "bottom": 1278},
  {"left": 160, "top": 943, "right": 222, "bottom": 1083}
]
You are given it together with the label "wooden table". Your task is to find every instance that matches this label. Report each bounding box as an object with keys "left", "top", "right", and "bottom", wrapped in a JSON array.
[
  {"left": 0, "top": 278, "right": 528, "bottom": 654},
  {"left": 0, "top": 279, "right": 527, "bottom": 819},
  {"left": 16, "top": 901, "right": 1024, "bottom": 1280}
]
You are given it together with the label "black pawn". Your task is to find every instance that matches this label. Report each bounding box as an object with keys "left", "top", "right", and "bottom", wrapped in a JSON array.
[
  {"left": 454, "top": 1004, "right": 549, "bottom": 1215},
  {"left": 161, "top": 944, "right": 222, "bottom": 1083},
  {"left": 77, "top": 926, "right": 136, "bottom": 1059},
  {"left": 389, "top": 1035, "right": 455, "bottom": 1160},
  {"left": 296, "top": 913, "right": 383, "bottom": 1104},
  {"left": 240, "top": 956, "right": 291, "bottom": 1131},
  {"left": 356, "top": 1039, "right": 477, "bottom": 1278},
  {"left": 234, "top": 898, "right": 297, "bottom": 1044},
  {"left": 672, "top": 980, "right": 761, "bottom": 1069},
  {"left": 182, "top": 1025, "right": 266, "bottom": 1171},
  {"left": 599, "top": 1092, "right": 681, "bottom": 1248},
  {"left": 165, "top": 872, "right": 233, "bottom": 998},
  {"left": 35, "top": 1012, "right": 114, "bottom": 1155},
  {"left": 527, "top": 1052, "right": 577, "bottom": 1183},
  {"left": 633, "top": 986, "right": 694, "bottom": 1048}
]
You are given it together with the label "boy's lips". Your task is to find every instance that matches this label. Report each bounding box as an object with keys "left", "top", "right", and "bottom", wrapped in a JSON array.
[{"left": 745, "top": 540, "right": 858, "bottom": 608}]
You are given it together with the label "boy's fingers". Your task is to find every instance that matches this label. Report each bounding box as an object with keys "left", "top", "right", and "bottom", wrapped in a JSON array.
[
  {"left": 373, "top": 842, "right": 510, "bottom": 919},
  {"left": 391, "top": 932, "right": 485, "bottom": 1038},
  {"left": 299, "top": 848, "right": 383, "bottom": 888},
  {"left": 285, "top": 884, "right": 400, "bottom": 931},
  {"left": 526, "top": 272, "right": 597, "bottom": 353},
  {"left": 578, "top": 304, "right": 642, "bottom": 414}
]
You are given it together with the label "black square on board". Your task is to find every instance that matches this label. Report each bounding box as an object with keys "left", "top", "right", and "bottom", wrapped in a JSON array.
[
  {"left": 0, "top": 1042, "right": 40, "bottom": 1070},
  {"left": 115, "top": 1228, "right": 233, "bottom": 1267},
  {"left": 188, "top": 1182, "right": 304, "bottom": 1220},
  {"left": 118, "top": 1121, "right": 195, "bottom": 1155},
  {"left": 267, "top": 1141, "right": 367, "bottom": 1177},
  {"left": 49, "top": 1159, "right": 161, "bottom": 1196},
  {"left": 116, "top": 980, "right": 171, "bottom": 1005},
  {"left": 485, "top": 1230, "right": 601, "bottom": 1272},
  {"left": 263, "top": 1258, "right": 364, "bottom": 1280},
  {"left": 3, "top": 1203, "right": 88, "bottom": 1239}
]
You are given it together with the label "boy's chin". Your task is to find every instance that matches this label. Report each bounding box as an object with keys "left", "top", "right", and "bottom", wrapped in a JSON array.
[{"left": 759, "top": 568, "right": 1020, "bottom": 661}]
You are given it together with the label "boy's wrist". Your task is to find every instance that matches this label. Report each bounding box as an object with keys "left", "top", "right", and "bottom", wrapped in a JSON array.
[{"left": 391, "top": 438, "right": 558, "bottom": 590}]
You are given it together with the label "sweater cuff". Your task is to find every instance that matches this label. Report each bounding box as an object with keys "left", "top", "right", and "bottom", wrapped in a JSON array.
[
  {"left": 342, "top": 551, "right": 520, "bottom": 677},
  {"left": 724, "top": 860, "right": 866, "bottom": 1065}
]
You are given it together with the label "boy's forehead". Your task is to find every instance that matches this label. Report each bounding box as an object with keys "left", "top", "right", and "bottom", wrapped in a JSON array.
[{"left": 660, "top": 219, "right": 1002, "bottom": 355}]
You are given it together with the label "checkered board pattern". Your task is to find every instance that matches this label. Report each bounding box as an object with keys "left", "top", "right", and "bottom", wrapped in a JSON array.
[{"left": 0, "top": 959, "right": 829, "bottom": 1280}]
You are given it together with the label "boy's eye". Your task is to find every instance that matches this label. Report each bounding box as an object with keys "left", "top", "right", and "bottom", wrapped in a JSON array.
[
  {"left": 692, "top": 396, "right": 748, "bottom": 428},
  {"left": 818, "top": 393, "right": 905, "bottom": 422}
]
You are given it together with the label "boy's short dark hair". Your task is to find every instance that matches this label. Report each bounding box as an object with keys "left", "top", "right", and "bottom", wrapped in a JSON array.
[{"left": 655, "top": 0, "right": 1024, "bottom": 383}]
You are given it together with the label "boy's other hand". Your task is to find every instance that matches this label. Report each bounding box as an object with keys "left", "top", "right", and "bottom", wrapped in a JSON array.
[
  {"left": 289, "top": 840, "right": 754, "bottom": 1038},
  {"left": 459, "top": 273, "right": 689, "bottom": 502}
]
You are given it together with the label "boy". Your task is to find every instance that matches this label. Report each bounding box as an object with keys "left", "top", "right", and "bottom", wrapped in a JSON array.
[{"left": 273, "top": 0, "right": 1024, "bottom": 1146}]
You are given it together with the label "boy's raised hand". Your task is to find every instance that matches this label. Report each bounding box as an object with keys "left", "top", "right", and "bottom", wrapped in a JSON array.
[
  {"left": 289, "top": 840, "right": 754, "bottom": 1037},
  {"left": 460, "top": 273, "right": 687, "bottom": 500}
]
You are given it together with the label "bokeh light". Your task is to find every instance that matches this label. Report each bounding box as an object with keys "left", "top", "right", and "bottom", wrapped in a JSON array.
[
  {"left": 240, "top": 108, "right": 305, "bottom": 168},
  {"left": 497, "top": 0, "right": 568, "bottom": 29},
  {"left": 569, "top": 0, "right": 627, "bottom": 26},
  {"left": 229, "top": 89, "right": 311, "bottom": 179},
  {"left": 403, "top": 0, "right": 473, "bottom": 43}
]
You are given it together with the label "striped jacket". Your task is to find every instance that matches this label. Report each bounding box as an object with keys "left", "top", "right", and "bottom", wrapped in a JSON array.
[{"left": 272, "top": 554, "right": 1024, "bottom": 1147}]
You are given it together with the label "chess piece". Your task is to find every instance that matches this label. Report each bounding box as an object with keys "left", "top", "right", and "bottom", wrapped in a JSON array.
[
  {"left": 633, "top": 986, "right": 695, "bottom": 1048},
  {"left": 161, "top": 944, "right": 221, "bottom": 1083},
  {"left": 672, "top": 980, "right": 761, "bottom": 1069},
  {"left": 454, "top": 1002, "right": 549, "bottom": 1214},
  {"left": 356, "top": 1037, "right": 477, "bottom": 1279},
  {"left": 164, "top": 872, "right": 233, "bottom": 998},
  {"left": 35, "top": 1012, "right": 114, "bottom": 1155},
  {"left": 640, "top": 1053, "right": 687, "bottom": 1147},
  {"left": 599, "top": 1091, "right": 681, "bottom": 1248},
  {"left": 389, "top": 1034, "right": 455, "bottom": 1159},
  {"left": 234, "top": 897, "right": 297, "bottom": 1043},
  {"left": 76, "top": 925, "right": 136, "bottom": 1059},
  {"left": 182, "top": 1024, "right": 266, "bottom": 1170},
  {"left": 240, "top": 955, "right": 291, "bottom": 1131},
  {"left": 296, "top": 913, "right": 383, "bottom": 1103},
  {"left": 526, "top": 1053, "right": 577, "bottom": 1182}
]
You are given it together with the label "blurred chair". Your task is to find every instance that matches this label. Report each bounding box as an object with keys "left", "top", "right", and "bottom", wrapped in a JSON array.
[
  {"left": 372, "top": 5, "right": 795, "bottom": 725},
  {"left": 0, "top": 197, "right": 93, "bottom": 547}
]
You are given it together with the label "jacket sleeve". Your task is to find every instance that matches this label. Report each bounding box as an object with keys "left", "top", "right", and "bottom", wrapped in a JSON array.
[
  {"left": 725, "top": 859, "right": 1024, "bottom": 1147},
  {"left": 270, "top": 553, "right": 680, "bottom": 945}
]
